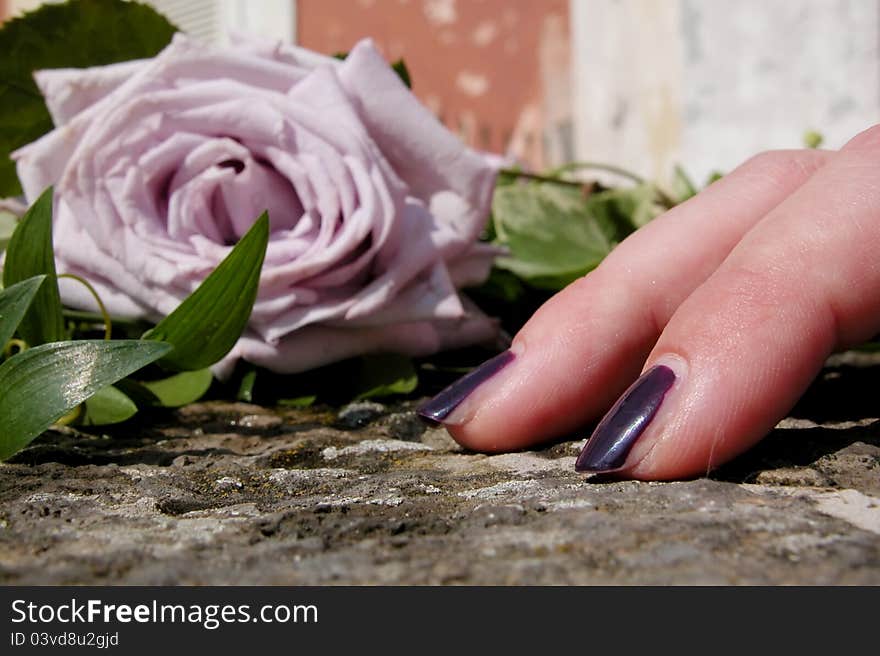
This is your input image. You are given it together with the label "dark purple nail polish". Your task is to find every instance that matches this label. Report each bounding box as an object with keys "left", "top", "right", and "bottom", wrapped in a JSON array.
[
  {"left": 417, "top": 350, "right": 515, "bottom": 424},
  {"left": 575, "top": 365, "right": 676, "bottom": 474}
]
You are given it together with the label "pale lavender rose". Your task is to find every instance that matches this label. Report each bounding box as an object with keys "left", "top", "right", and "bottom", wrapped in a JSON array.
[{"left": 13, "top": 34, "right": 501, "bottom": 375}]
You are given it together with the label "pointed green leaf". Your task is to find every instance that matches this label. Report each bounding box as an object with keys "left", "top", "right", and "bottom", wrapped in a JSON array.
[
  {"left": 586, "top": 184, "right": 664, "bottom": 235},
  {"left": 855, "top": 339, "right": 880, "bottom": 352},
  {"left": 587, "top": 183, "right": 665, "bottom": 232},
  {"left": 353, "top": 354, "right": 418, "bottom": 400},
  {"left": 278, "top": 395, "right": 317, "bottom": 408},
  {"left": 80, "top": 385, "right": 138, "bottom": 425},
  {"left": 0, "top": 274, "right": 44, "bottom": 349},
  {"left": 391, "top": 58, "right": 412, "bottom": 89},
  {"left": 0, "top": 339, "right": 172, "bottom": 460},
  {"left": 237, "top": 367, "right": 258, "bottom": 402},
  {"left": 143, "top": 212, "right": 269, "bottom": 371},
  {"left": 631, "top": 195, "right": 666, "bottom": 229},
  {"left": 705, "top": 170, "right": 724, "bottom": 186},
  {"left": 2, "top": 187, "right": 65, "bottom": 345},
  {"left": 141, "top": 368, "right": 214, "bottom": 407},
  {"left": 334, "top": 51, "right": 412, "bottom": 88},
  {"left": 671, "top": 164, "right": 698, "bottom": 203},
  {"left": 0, "top": 0, "right": 178, "bottom": 195},
  {"left": 0, "top": 209, "right": 16, "bottom": 255},
  {"left": 113, "top": 377, "right": 161, "bottom": 407}
]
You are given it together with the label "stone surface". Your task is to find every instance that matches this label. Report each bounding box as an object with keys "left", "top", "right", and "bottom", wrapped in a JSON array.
[{"left": 1, "top": 354, "right": 879, "bottom": 585}]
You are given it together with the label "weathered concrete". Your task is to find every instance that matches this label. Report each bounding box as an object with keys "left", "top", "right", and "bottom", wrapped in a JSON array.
[{"left": 1, "top": 352, "right": 879, "bottom": 585}]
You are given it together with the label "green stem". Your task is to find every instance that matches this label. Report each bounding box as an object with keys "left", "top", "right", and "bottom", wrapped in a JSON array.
[
  {"left": 58, "top": 274, "right": 112, "bottom": 340},
  {"left": 500, "top": 169, "right": 583, "bottom": 188},
  {"left": 499, "top": 163, "right": 677, "bottom": 208},
  {"left": 549, "top": 162, "right": 684, "bottom": 208},
  {"left": 544, "top": 161, "right": 647, "bottom": 185},
  {"left": 501, "top": 162, "right": 646, "bottom": 186}
]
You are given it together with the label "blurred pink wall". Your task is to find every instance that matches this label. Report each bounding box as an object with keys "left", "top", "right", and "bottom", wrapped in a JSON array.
[{"left": 297, "top": 0, "right": 572, "bottom": 169}]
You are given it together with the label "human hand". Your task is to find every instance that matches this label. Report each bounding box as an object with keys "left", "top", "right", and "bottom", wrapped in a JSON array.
[{"left": 419, "top": 125, "right": 880, "bottom": 480}]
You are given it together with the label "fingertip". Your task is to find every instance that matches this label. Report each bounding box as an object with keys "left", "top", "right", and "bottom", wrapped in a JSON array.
[
  {"left": 573, "top": 354, "right": 691, "bottom": 479},
  {"left": 416, "top": 349, "right": 516, "bottom": 426}
]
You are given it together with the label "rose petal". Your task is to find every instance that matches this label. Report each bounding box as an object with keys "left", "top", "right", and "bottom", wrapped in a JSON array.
[
  {"left": 14, "top": 34, "right": 501, "bottom": 376},
  {"left": 35, "top": 60, "right": 147, "bottom": 126},
  {"left": 338, "top": 40, "right": 498, "bottom": 253},
  {"left": 448, "top": 241, "right": 507, "bottom": 288},
  {"left": 216, "top": 304, "right": 498, "bottom": 377}
]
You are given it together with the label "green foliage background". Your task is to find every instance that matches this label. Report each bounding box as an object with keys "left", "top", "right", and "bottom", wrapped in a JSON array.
[{"left": 0, "top": 0, "right": 177, "bottom": 195}]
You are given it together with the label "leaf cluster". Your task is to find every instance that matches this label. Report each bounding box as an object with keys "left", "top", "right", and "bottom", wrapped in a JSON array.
[
  {"left": 466, "top": 164, "right": 723, "bottom": 336},
  {"left": 0, "top": 190, "right": 269, "bottom": 461}
]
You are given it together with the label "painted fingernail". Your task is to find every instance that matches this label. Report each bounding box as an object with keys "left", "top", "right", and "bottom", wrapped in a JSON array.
[
  {"left": 417, "top": 350, "right": 515, "bottom": 424},
  {"left": 575, "top": 364, "right": 676, "bottom": 474}
]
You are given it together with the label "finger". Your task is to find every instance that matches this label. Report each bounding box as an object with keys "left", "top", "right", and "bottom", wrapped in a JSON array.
[
  {"left": 576, "top": 125, "right": 880, "bottom": 480},
  {"left": 419, "top": 149, "right": 831, "bottom": 451}
]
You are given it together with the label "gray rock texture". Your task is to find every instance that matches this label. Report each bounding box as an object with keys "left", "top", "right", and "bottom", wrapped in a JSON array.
[{"left": 1, "top": 352, "right": 879, "bottom": 585}]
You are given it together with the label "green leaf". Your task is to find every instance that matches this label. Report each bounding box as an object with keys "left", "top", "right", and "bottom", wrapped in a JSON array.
[
  {"left": 80, "top": 385, "right": 138, "bottom": 425},
  {"left": 705, "top": 170, "right": 724, "bottom": 186},
  {"left": 0, "top": 339, "right": 171, "bottom": 460},
  {"left": 670, "top": 164, "right": 698, "bottom": 203},
  {"left": 631, "top": 194, "right": 666, "bottom": 229},
  {"left": 352, "top": 354, "right": 418, "bottom": 400},
  {"left": 236, "top": 353, "right": 418, "bottom": 406},
  {"left": 494, "top": 167, "right": 523, "bottom": 188},
  {"left": 0, "top": 274, "right": 44, "bottom": 349},
  {"left": 585, "top": 184, "right": 662, "bottom": 236},
  {"left": 855, "top": 339, "right": 880, "bottom": 352},
  {"left": 2, "top": 187, "right": 65, "bottom": 345},
  {"left": 333, "top": 51, "right": 412, "bottom": 88},
  {"left": 803, "top": 130, "right": 824, "bottom": 149},
  {"left": 112, "top": 377, "right": 160, "bottom": 407},
  {"left": 140, "top": 368, "right": 213, "bottom": 407},
  {"left": 0, "top": 210, "right": 16, "bottom": 256},
  {"left": 612, "top": 185, "right": 662, "bottom": 222},
  {"left": 491, "top": 182, "right": 616, "bottom": 289},
  {"left": 0, "top": 0, "right": 178, "bottom": 195},
  {"left": 391, "top": 58, "right": 412, "bottom": 89},
  {"left": 278, "top": 395, "right": 317, "bottom": 408},
  {"left": 143, "top": 212, "right": 269, "bottom": 371},
  {"left": 237, "top": 367, "right": 257, "bottom": 402},
  {"left": 468, "top": 267, "right": 525, "bottom": 303}
]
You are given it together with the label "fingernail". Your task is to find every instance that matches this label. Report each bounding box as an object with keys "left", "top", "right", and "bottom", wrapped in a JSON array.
[
  {"left": 575, "top": 364, "right": 676, "bottom": 474},
  {"left": 417, "top": 350, "right": 515, "bottom": 424}
]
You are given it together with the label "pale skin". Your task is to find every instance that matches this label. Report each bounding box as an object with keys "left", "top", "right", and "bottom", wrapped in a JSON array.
[{"left": 439, "top": 125, "right": 880, "bottom": 480}]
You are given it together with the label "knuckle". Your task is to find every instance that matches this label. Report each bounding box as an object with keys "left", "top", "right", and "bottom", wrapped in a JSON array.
[
  {"left": 673, "top": 263, "right": 799, "bottom": 352},
  {"left": 841, "top": 123, "right": 880, "bottom": 154},
  {"left": 714, "top": 265, "right": 791, "bottom": 328},
  {"left": 739, "top": 149, "right": 827, "bottom": 187},
  {"left": 721, "top": 262, "right": 791, "bottom": 309}
]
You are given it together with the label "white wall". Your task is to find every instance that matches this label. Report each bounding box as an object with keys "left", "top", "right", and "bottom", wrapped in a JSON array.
[
  {"left": 7, "top": 1, "right": 296, "bottom": 45},
  {"left": 571, "top": 0, "right": 880, "bottom": 185},
  {"left": 145, "top": 0, "right": 295, "bottom": 45}
]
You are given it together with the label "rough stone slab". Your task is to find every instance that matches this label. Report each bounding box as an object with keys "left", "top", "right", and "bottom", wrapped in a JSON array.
[{"left": 1, "top": 355, "right": 879, "bottom": 585}]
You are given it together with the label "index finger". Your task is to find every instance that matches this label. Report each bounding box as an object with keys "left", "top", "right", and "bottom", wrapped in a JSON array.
[{"left": 419, "top": 150, "right": 831, "bottom": 451}]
